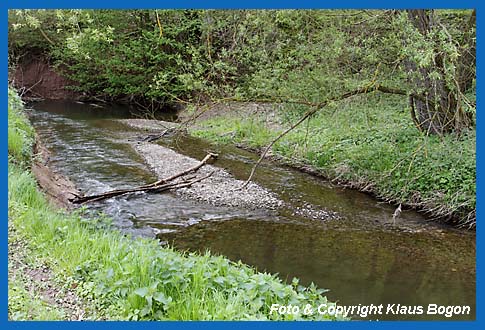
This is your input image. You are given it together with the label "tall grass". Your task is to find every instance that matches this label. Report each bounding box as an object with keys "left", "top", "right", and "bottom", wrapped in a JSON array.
[
  {"left": 8, "top": 88, "right": 34, "bottom": 165},
  {"left": 8, "top": 88, "right": 344, "bottom": 320},
  {"left": 8, "top": 163, "right": 343, "bottom": 320}
]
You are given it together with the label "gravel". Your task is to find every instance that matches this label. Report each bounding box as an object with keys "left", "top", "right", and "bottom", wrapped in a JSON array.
[
  {"left": 118, "top": 119, "right": 179, "bottom": 132},
  {"left": 132, "top": 142, "right": 284, "bottom": 210}
]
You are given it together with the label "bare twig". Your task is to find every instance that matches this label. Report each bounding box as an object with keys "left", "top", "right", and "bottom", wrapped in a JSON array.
[{"left": 38, "top": 27, "right": 55, "bottom": 46}]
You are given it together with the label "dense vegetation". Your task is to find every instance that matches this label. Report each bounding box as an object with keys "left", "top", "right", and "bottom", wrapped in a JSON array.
[
  {"left": 8, "top": 10, "right": 475, "bottom": 226},
  {"left": 8, "top": 88, "right": 345, "bottom": 320}
]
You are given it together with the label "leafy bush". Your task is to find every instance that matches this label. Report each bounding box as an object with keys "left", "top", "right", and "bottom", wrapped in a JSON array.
[{"left": 8, "top": 10, "right": 446, "bottom": 106}]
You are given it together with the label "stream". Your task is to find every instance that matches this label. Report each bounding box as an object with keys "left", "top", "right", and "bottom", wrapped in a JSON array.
[{"left": 27, "top": 100, "right": 476, "bottom": 320}]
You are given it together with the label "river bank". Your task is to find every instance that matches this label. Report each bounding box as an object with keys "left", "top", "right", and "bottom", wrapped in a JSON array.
[
  {"left": 8, "top": 88, "right": 344, "bottom": 321},
  {"left": 179, "top": 99, "right": 475, "bottom": 229},
  {"left": 8, "top": 9, "right": 475, "bottom": 230}
]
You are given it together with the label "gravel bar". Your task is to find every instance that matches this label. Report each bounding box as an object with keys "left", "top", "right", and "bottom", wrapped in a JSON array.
[
  {"left": 118, "top": 119, "right": 179, "bottom": 132},
  {"left": 132, "top": 142, "right": 284, "bottom": 210}
]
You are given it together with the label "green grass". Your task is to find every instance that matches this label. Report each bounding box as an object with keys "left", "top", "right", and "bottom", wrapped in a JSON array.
[
  {"left": 8, "top": 88, "right": 344, "bottom": 321},
  {"left": 192, "top": 93, "right": 476, "bottom": 228},
  {"left": 8, "top": 220, "right": 85, "bottom": 321},
  {"left": 8, "top": 88, "right": 34, "bottom": 165}
]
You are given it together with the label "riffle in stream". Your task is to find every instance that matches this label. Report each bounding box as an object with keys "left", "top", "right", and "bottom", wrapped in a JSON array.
[{"left": 27, "top": 100, "right": 476, "bottom": 320}]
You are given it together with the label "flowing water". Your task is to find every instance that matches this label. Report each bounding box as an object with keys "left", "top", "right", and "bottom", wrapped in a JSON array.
[{"left": 27, "top": 100, "right": 476, "bottom": 320}]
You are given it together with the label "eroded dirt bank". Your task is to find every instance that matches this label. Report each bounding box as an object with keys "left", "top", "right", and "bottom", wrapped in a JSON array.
[
  {"left": 11, "top": 56, "right": 79, "bottom": 100},
  {"left": 31, "top": 136, "right": 80, "bottom": 208}
]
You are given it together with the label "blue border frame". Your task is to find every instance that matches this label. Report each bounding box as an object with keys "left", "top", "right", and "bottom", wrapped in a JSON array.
[
  {"left": 1, "top": 1, "right": 481, "bottom": 9},
  {"left": 3, "top": 1, "right": 481, "bottom": 329}
]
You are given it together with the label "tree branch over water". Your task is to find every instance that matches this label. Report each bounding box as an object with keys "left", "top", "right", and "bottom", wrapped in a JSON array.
[{"left": 239, "top": 84, "right": 426, "bottom": 188}]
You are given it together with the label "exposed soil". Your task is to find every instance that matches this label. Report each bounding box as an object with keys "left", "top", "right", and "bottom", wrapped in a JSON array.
[
  {"left": 31, "top": 135, "right": 81, "bottom": 208},
  {"left": 11, "top": 55, "right": 80, "bottom": 100}
]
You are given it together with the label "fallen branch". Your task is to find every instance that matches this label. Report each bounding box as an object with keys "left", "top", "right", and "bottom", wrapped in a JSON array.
[
  {"left": 138, "top": 128, "right": 174, "bottom": 142},
  {"left": 71, "top": 153, "right": 217, "bottom": 204},
  {"left": 219, "top": 84, "right": 428, "bottom": 110},
  {"left": 141, "top": 152, "right": 218, "bottom": 188},
  {"left": 240, "top": 84, "right": 416, "bottom": 188}
]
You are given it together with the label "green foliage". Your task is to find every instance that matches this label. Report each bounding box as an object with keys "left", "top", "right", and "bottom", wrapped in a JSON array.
[
  {"left": 8, "top": 9, "right": 475, "bottom": 123},
  {"left": 51, "top": 11, "right": 205, "bottom": 103},
  {"left": 8, "top": 88, "right": 34, "bottom": 165},
  {"left": 396, "top": 10, "right": 474, "bottom": 93},
  {"left": 199, "top": 117, "right": 275, "bottom": 148},
  {"left": 0, "top": 13, "right": 408, "bottom": 96}
]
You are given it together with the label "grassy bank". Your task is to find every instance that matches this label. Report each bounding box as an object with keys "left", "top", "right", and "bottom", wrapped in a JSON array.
[
  {"left": 191, "top": 93, "right": 476, "bottom": 228},
  {"left": 7, "top": 89, "right": 344, "bottom": 321}
]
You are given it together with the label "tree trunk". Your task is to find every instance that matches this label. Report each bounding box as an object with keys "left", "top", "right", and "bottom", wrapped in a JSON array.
[
  {"left": 405, "top": 9, "right": 473, "bottom": 135},
  {"left": 457, "top": 9, "right": 476, "bottom": 94}
]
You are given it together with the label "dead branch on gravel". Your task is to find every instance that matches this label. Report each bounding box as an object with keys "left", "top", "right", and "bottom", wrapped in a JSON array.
[{"left": 71, "top": 153, "right": 218, "bottom": 204}]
